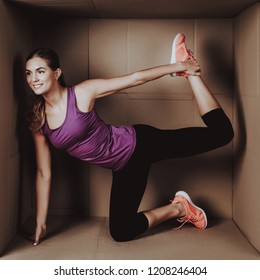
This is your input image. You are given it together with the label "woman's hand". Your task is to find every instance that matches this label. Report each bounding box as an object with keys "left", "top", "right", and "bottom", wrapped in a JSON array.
[
  {"left": 33, "top": 224, "right": 47, "bottom": 246},
  {"left": 32, "top": 132, "right": 51, "bottom": 246},
  {"left": 183, "top": 54, "right": 201, "bottom": 76}
]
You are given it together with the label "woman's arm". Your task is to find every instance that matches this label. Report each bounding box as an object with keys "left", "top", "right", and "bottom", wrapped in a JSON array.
[
  {"left": 76, "top": 60, "right": 200, "bottom": 103},
  {"left": 33, "top": 131, "right": 52, "bottom": 245}
]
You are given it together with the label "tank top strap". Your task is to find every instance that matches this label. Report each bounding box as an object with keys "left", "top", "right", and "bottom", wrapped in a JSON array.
[{"left": 67, "top": 86, "right": 78, "bottom": 116}]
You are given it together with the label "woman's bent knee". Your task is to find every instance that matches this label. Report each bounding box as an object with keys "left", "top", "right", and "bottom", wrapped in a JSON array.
[
  {"left": 109, "top": 227, "right": 134, "bottom": 242},
  {"left": 205, "top": 108, "right": 234, "bottom": 147},
  {"left": 220, "top": 117, "right": 234, "bottom": 146},
  {"left": 109, "top": 214, "right": 148, "bottom": 242},
  {"left": 220, "top": 120, "right": 234, "bottom": 145}
]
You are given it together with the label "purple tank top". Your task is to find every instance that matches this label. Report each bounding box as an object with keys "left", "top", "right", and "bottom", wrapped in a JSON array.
[{"left": 42, "top": 86, "right": 136, "bottom": 171}]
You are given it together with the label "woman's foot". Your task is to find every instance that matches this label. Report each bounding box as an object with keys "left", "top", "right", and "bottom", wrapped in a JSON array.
[
  {"left": 171, "top": 190, "right": 207, "bottom": 229},
  {"left": 170, "top": 33, "right": 191, "bottom": 77}
]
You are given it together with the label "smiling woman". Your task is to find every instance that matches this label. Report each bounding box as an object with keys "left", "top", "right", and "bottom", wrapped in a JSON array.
[
  {"left": 25, "top": 48, "right": 66, "bottom": 132},
  {"left": 24, "top": 36, "right": 233, "bottom": 245},
  {"left": 26, "top": 59, "right": 59, "bottom": 93},
  {"left": 26, "top": 48, "right": 66, "bottom": 88}
]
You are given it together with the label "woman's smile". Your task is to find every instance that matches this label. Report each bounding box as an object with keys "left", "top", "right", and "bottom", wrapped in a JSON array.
[
  {"left": 33, "top": 83, "right": 44, "bottom": 90},
  {"left": 26, "top": 57, "right": 57, "bottom": 95}
]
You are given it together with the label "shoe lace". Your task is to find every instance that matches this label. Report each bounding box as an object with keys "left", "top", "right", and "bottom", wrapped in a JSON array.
[{"left": 174, "top": 212, "right": 200, "bottom": 230}]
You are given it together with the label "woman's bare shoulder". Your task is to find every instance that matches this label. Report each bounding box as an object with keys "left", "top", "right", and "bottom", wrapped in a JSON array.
[
  {"left": 74, "top": 81, "right": 95, "bottom": 112},
  {"left": 74, "top": 80, "right": 94, "bottom": 95}
]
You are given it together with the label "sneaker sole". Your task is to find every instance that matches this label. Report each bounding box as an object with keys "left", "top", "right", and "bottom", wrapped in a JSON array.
[
  {"left": 170, "top": 33, "right": 183, "bottom": 77},
  {"left": 175, "top": 190, "right": 208, "bottom": 229},
  {"left": 171, "top": 33, "right": 182, "bottom": 64}
]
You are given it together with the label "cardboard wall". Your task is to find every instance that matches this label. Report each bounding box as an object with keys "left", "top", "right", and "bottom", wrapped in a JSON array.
[
  {"left": 0, "top": 2, "right": 32, "bottom": 255},
  {"left": 234, "top": 2, "right": 260, "bottom": 252},
  {"left": 31, "top": 18, "right": 234, "bottom": 218}
]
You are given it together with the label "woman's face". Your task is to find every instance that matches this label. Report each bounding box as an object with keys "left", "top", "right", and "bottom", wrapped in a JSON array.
[{"left": 25, "top": 56, "right": 59, "bottom": 95}]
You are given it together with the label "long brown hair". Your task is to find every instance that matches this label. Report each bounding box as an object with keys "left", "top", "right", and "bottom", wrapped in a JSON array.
[{"left": 26, "top": 48, "right": 66, "bottom": 133}]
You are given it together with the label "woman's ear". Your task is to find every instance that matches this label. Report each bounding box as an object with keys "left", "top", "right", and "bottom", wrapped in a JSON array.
[{"left": 55, "top": 68, "right": 62, "bottom": 80}]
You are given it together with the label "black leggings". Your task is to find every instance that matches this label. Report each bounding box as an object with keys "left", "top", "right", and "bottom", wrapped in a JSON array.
[{"left": 109, "top": 108, "right": 234, "bottom": 242}]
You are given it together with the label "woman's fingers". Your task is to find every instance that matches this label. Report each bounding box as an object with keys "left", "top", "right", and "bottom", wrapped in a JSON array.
[
  {"left": 184, "top": 60, "right": 201, "bottom": 76},
  {"left": 33, "top": 226, "right": 47, "bottom": 246},
  {"left": 34, "top": 240, "right": 40, "bottom": 246}
]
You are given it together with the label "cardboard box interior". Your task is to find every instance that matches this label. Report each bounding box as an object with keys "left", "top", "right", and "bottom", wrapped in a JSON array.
[{"left": 0, "top": 0, "right": 260, "bottom": 259}]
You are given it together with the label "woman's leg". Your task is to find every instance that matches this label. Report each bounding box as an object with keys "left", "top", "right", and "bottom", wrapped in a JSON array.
[
  {"left": 109, "top": 125, "right": 188, "bottom": 242},
  {"left": 143, "top": 76, "right": 234, "bottom": 230},
  {"left": 109, "top": 160, "right": 151, "bottom": 242},
  {"left": 143, "top": 201, "right": 186, "bottom": 228},
  {"left": 109, "top": 75, "right": 234, "bottom": 240},
  {"left": 187, "top": 75, "right": 220, "bottom": 115}
]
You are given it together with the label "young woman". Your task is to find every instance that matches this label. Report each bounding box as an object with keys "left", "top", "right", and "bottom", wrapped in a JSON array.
[{"left": 25, "top": 34, "right": 234, "bottom": 245}]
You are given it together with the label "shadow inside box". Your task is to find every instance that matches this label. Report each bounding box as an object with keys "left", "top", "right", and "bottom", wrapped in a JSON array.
[{"left": 139, "top": 218, "right": 224, "bottom": 240}]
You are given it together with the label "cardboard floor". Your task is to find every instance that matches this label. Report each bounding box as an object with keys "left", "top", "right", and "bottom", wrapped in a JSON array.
[{"left": 1, "top": 216, "right": 259, "bottom": 260}]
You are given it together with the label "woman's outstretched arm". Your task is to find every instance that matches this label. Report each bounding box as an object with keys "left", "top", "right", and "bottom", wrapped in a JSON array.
[
  {"left": 33, "top": 131, "right": 52, "bottom": 245},
  {"left": 76, "top": 59, "right": 200, "bottom": 102}
]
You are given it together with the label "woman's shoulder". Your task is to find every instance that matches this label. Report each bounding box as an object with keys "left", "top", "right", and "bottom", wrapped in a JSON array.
[
  {"left": 74, "top": 80, "right": 94, "bottom": 95},
  {"left": 73, "top": 81, "right": 95, "bottom": 112}
]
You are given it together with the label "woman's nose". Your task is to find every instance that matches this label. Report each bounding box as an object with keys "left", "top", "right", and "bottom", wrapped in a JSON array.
[{"left": 32, "top": 73, "right": 39, "bottom": 82}]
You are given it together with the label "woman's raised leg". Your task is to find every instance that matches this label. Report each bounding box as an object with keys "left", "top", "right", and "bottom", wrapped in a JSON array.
[
  {"left": 187, "top": 75, "right": 220, "bottom": 116},
  {"left": 143, "top": 74, "right": 233, "bottom": 230}
]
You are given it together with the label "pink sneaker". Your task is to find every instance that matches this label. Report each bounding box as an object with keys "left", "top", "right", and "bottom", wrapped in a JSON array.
[
  {"left": 170, "top": 33, "right": 190, "bottom": 77},
  {"left": 171, "top": 191, "right": 207, "bottom": 229}
]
